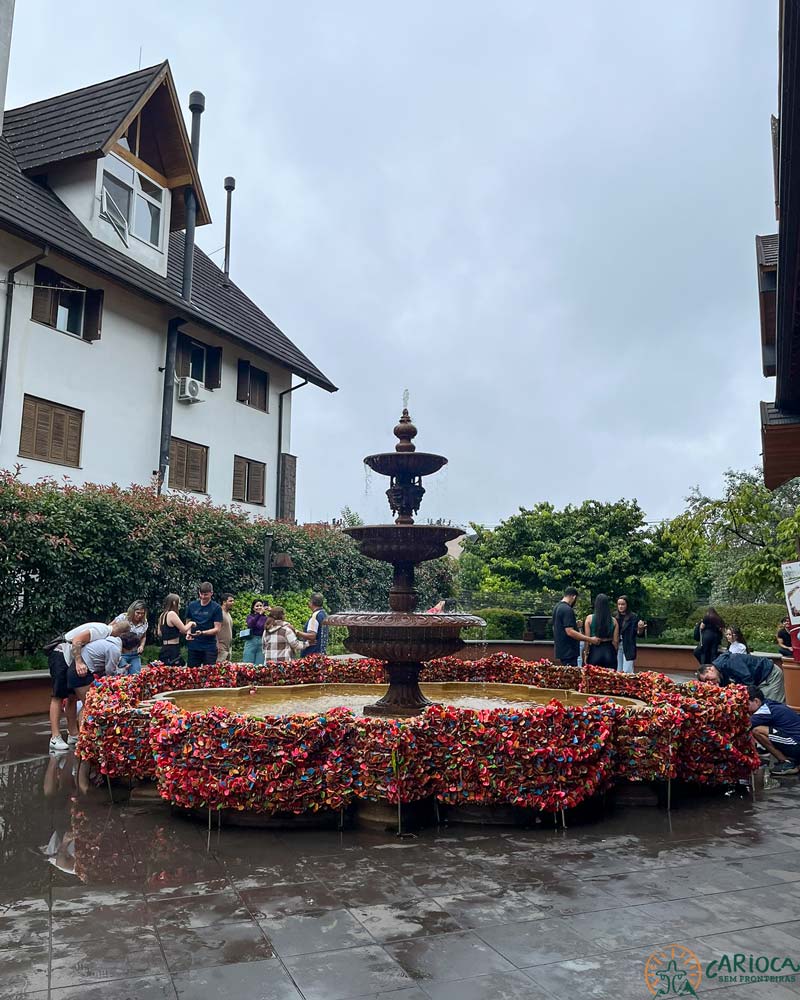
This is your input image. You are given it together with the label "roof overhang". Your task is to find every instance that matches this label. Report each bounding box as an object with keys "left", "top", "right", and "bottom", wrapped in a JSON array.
[
  {"left": 761, "top": 401, "right": 800, "bottom": 489},
  {"left": 756, "top": 234, "right": 778, "bottom": 376}
]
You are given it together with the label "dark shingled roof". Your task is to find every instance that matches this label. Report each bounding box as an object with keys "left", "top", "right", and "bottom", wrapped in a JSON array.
[
  {"left": 2, "top": 64, "right": 164, "bottom": 173},
  {"left": 756, "top": 233, "right": 779, "bottom": 269},
  {"left": 0, "top": 135, "right": 336, "bottom": 391}
]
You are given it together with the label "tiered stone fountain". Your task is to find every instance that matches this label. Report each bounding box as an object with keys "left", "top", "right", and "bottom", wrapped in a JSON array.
[{"left": 326, "top": 410, "right": 484, "bottom": 716}]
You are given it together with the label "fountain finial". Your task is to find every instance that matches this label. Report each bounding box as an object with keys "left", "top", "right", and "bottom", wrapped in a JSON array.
[{"left": 394, "top": 409, "right": 417, "bottom": 453}]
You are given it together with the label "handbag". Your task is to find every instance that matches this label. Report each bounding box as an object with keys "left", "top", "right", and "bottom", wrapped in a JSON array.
[{"left": 42, "top": 634, "right": 66, "bottom": 654}]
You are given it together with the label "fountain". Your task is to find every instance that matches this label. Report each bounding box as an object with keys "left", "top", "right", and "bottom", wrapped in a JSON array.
[{"left": 326, "top": 409, "right": 484, "bottom": 716}]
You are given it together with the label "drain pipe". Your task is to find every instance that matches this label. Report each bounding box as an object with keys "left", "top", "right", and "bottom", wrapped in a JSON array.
[
  {"left": 181, "top": 90, "right": 205, "bottom": 302},
  {"left": 157, "top": 317, "right": 186, "bottom": 492},
  {"left": 0, "top": 245, "right": 48, "bottom": 441},
  {"left": 275, "top": 379, "right": 308, "bottom": 517}
]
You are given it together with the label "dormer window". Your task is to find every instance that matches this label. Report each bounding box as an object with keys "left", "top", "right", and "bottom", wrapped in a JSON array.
[{"left": 100, "top": 152, "right": 163, "bottom": 249}]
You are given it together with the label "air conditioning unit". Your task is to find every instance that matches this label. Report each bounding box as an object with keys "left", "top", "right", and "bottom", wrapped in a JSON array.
[{"left": 177, "top": 377, "right": 205, "bottom": 403}]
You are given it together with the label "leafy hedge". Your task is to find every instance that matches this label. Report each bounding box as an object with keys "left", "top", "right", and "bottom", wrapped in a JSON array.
[
  {"left": 472, "top": 608, "right": 526, "bottom": 640},
  {"left": 0, "top": 474, "right": 455, "bottom": 652},
  {"left": 682, "top": 604, "right": 786, "bottom": 634}
]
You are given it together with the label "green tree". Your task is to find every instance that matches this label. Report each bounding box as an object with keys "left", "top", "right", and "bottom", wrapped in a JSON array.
[
  {"left": 463, "top": 499, "right": 656, "bottom": 608},
  {"left": 668, "top": 468, "right": 800, "bottom": 601}
]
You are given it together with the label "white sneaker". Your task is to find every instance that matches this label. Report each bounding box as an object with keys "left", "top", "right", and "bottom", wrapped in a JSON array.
[
  {"left": 67, "top": 734, "right": 79, "bottom": 747},
  {"left": 49, "top": 736, "right": 69, "bottom": 753}
]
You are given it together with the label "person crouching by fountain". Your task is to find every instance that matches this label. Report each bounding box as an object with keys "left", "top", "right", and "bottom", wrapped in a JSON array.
[
  {"left": 299, "top": 593, "right": 328, "bottom": 657},
  {"left": 262, "top": 607, "right": 306, "bottom": 661},
  {"left": 552, "top": 587, "right": 599, "bottom": 666},
  {"left": 748, "top": 686, "right": 800, "bottom": 777},
  {"left": 243, "top": 599, "right": 269, "bottom": 664},
  {"left": 156, "top": 594, "right": 194, "bottom": 666}
]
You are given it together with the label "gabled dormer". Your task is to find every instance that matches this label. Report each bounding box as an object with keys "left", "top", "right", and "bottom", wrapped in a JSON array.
[{"left": 3, "top": 61, "right": 210, "bottom": 276}]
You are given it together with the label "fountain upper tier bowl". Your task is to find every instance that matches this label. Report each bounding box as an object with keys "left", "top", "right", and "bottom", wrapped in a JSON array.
[
  {"left": 342, "top": 524, "right": 464, "bottom": 564},
  {"left": 364, "top": 452, "right": 447, "bottom": 478}
]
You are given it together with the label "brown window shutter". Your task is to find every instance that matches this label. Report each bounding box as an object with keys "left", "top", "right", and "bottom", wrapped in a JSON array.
[
  {"left": 83, "top": 288, "right": 104, "bottom": 342},
  {"left": 205, "top": 346, "right": 222, "bottom": 390},
  {"left": 236, "top": 359, "right": 251, "bottom": 403},
  {"left": 31, "top": 265, "right": 56, "bottom": 326},
  {"left": 19, "top": 397, "right": 36, "bottom": 456},
  {"left": 175, "top": 334, "right": 191, "bottom": 379},
  {"left": 186, "top": 443, "right": 207, "bottom": 492},
  {"left": 65, "top": 412, "right": 82, "bottom": 466},
  {"left": 169, "top": 437, "right": 187, "bottom": 489},
  {"left": 249, "top": 368, "right": 268, "bottom": 412},
  {"left": 248, "top": 460, "right": 266, "bottom": 505},
  {"left": 232, "top": 455, "right": 247, "bottom": 502},
  {"left": 50, "top": 409, "right": 67, "bottom": 462},
  {"left": 34, "top": 401, "right": 52, "bottom": 458}
]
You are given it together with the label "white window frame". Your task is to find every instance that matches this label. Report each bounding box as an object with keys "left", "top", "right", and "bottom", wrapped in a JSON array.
[{"left": 99, "top": 152, "right": 165, "bottom": 251}]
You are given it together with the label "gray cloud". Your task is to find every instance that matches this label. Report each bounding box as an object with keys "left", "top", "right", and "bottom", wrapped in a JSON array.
[{"left": 6, "top": 1, "right": 777, "bottom": 526}]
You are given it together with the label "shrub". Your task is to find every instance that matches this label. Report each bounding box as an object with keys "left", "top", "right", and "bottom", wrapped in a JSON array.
[
  {"left": 472, "top": 608, "right": 526, "bottom": 640},
  {"left": 0, "top": 474, "right": 456, "bottom": 653}
]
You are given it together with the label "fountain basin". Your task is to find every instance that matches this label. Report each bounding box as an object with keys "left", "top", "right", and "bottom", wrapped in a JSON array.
[
  {"left": 364, "top": 452, "right": 448, "bottom": 478},
  {"left": 154, "top": 682, "right": 646, "bottom": 717},
  {"left": 326, "top": 612, "right": 485, "bottom": 664}
]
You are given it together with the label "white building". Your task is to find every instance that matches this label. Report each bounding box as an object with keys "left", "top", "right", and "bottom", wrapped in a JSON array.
[{"left": 0, "top": 57, "right": 336, "bottom": 518}]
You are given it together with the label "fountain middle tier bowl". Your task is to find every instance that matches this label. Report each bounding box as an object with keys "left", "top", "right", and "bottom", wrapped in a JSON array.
[
  {"left": 324, "top": 611, "right": 485, "bottom": 662},
  {"left": 343, "top": 524, "right": 465, "bottom": 563},
  {"left": 156, "top": 682, "right": 646, "bottom": 718}
]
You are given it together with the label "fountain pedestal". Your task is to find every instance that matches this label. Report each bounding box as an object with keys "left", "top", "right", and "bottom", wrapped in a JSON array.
[{"left": 326, "top": 410, "right": 484, "bottom": 717}]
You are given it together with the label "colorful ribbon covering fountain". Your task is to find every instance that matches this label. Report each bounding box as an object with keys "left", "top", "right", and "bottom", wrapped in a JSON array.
[{"left": 77, "top": 654, "right": 760, "bottom": 816}]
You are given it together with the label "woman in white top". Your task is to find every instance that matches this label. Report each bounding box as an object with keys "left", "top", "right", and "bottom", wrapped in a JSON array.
[
  {"left": 112, "top": 601, "right": 149, "bottom": 674},
  {"left": 725, "top": 626, "right": 749, "bottom": 655}
]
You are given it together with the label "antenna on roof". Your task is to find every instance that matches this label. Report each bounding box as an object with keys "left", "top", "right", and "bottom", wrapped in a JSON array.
[{"left": 138, "top": 45, "right": 142, "bottom": 70}]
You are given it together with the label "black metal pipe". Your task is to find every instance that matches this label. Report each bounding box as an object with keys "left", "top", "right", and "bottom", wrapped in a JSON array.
[
  {"left": 223, "top": 176, "right": 235, "bottom": 281},
  {"left": 275, "top": 379, "right": 308, "bottom": 517},
  {"left": 181, "top": 91, "right": 205, "bottom": 303},
  {"left": 157, "top": 317, "right": 185, "bottom": 492},
  {"left": 0, "top": 245, "right": 47, "bottom": 441}
]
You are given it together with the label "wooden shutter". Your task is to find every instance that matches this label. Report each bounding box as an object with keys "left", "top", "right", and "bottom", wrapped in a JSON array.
[
  {"left": 31, "top": 265, "right": 56, "bottom": 326},
  {"left": 83, "top": 288, "right": 104, "bottom": 342},
  {"left": 169, "top": 437, "right": 187, "bottom": 489},
  {"left": 65, "top": 411, "right": 82, "bottom": 466},
  {"left": 232, "top": 455, "right": 247, "bottom": 502},
  {"left": 19, "top": 397, "right": 36, "bottom": 457},
  {"left": 236, "top": 359, "right": 251, "bottom": 403},
  {"left": 249, "top": 368, "right": 268, "bottom": 412},
  {"left": 205, "top": 346, "right": 222, "bottom": 390},
  {"left": 186, "top": 443, "right": 207, "bottom": 492},
  {"left": 248, "top": 460, "right": 266, "bottom": 505},
  {"left": 50, "top": 408, "right": 67, "bottom": 462},
  {"left": 34, "top": 403, "right": 52, "bottom": 458},
  {"left": 175, "top": 334, "right": 191, "bottom": 378}
]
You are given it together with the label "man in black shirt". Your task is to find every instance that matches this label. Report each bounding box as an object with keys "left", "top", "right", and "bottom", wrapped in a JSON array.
[{"left": 552, "top": 587, "right": 599, "bottom": 666}]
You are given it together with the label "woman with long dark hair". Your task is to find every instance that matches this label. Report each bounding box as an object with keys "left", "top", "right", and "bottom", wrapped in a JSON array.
[
  {"left": 583, "top": 594, "right": 619, "bottom": 669},
  {"left": 156, "top": 594, "right": 194, "bottom": 666},
  {"left": 693, "top": 607, "right": 725, "bottom": 665}
]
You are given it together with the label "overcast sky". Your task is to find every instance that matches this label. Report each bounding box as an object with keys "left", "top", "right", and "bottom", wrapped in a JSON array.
[{"left": 6, "top": 2, "right": 779, "bottom": 528}]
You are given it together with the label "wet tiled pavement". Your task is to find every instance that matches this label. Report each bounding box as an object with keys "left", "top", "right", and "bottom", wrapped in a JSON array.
[{"left": 2, "top": 715, "right": 800, "bottom": 999}]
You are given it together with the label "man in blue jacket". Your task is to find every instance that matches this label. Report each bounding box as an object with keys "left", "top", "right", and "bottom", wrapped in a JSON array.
[
  {"left": 748, "top": 686, "right": 800, "bottom": 776},
  {"left": 698, "top": 651, "right": 785, "bottom": 703}
]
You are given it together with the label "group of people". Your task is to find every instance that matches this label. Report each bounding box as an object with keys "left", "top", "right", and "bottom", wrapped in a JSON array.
[
  {"left": 552, "top": 589, "right": 646, "bottom": 673},
  {"left": 47, "top": 586, "right": 329, "bottom": 753}
]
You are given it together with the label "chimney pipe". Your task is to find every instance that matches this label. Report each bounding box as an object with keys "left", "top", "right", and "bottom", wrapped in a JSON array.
[
  {"left": 223, "top": 176, "right": 235, "bottom": 282},
  {"left": 0, "top": 0, "right": 16, "bottom": 137},
  {"left": 181, "top": 90, "right": 205, "bottom": 302}
]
